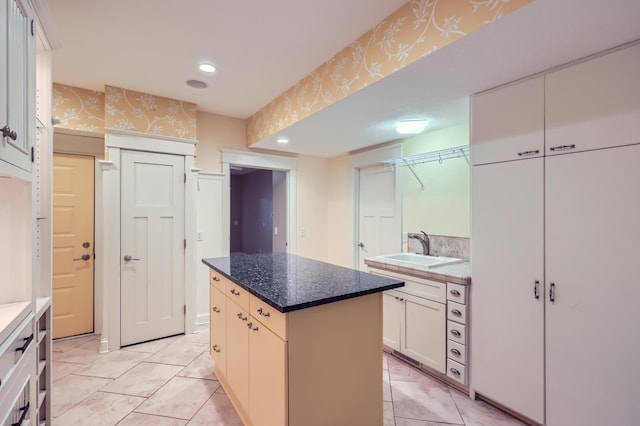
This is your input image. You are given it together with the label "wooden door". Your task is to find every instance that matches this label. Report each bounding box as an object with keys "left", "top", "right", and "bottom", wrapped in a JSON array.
[
  {"left": 470, "top": 158, "right": 545, "bottom": 424},
  {"left": 545, "top": 145, "right": 640, "bottom": 426},
  {"left": 52, "top": 153, "right": 94, "bottom": 338},
  {"left": 120, "top": 150, "right": 185, "bottom": 346},
  {"left": 358, "top": 165, "right": 400, "bottom": 271},
  {"left": 225, "top": 301, "right": 249, "bottom": 411},
  {"left": 210, "top": 285, "right": 227, "bottom": 376}
]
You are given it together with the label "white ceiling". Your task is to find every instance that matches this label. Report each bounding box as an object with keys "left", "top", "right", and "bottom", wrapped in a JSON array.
[{"left": 49, "top": 0, "right": 640, "bottom": 158}]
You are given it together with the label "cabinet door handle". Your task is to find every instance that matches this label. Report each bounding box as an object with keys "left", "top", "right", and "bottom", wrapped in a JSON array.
[
  {"left": 1, "top": 125, "right": 17, "bottom": 141},
  {"left": 15, "top": 334, "right": 34, "bottom": 353},
  {"left": 237, "top": 313, "right": 247, "bottom": 321},
  {"left": 517, "top": 149, "right": 540, "bottom": 157},
  {"left": 449, "top": 368, "right": 460, "bottom": 376},
  {"left": 449, "top": 289, "right": 461, "bottom": 297},
  {"left": 549, "top": 144, "right": 576, "bottom": 152},
  {"left": 257, "top": 307, "right": 270, "bottom": 317},
  {"left": 450, "top": 348, "right": 461, "bottom": 356},
  {"left": 549, "top": 282, "right": 556, "bottom": 302},
  {"left": 230, "top": 289, "right": 240, "bottom": 296},
  {"left": 212, "top": 306, "right": 220, "bottom": 313},
  {"left": 247, "top": 322, "right": 259, "bottom": 331},
  {"left": 212, "top": 344, "right": 221, "bottom": 353},
  {"left": 212, "top": 276, "right": 221, "bottom": 282},
  {"left": 451, "top": 309, "right": 462, "bottom": 317},
  {"left": 11, "top": 401, "right": 30, "bottom": 426},
  {"left": 450, "top": 329, "right": 461, "bottom": 337},
  {"left": 534, "top": 280, "right": 540, "bottom": 299}
]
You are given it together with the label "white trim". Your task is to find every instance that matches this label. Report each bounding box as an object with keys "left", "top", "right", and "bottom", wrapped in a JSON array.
[
  {"left": 221, "top": 150, "right": 297, "bottom": 255},
  {"left": 106, "top": 130, "right": 196, "bottom": 157},
  {"left": 106, "top": 128, "right": 198, "bottom": 145},
  {"left": 29, "top": 0, "right": 62, "bottom": 49},
  {"left": 348, "top": 143, "right": 403, "bottom": 168}
]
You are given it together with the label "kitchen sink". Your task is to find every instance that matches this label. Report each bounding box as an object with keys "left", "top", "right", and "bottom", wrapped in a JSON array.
[{"left": 375, "top": 253, "right": 464, "bottom": 269}]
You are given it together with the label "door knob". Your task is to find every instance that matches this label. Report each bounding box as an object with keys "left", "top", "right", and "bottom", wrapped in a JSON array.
[
  {"left": 358, "top": 242, "right": 365, "bottom": 248},
  {"left": 123, "top": 255, "right": 140, "bottom": 261},
  {"left": 73, "top": 254, "right": 91, "bottom": 261}
]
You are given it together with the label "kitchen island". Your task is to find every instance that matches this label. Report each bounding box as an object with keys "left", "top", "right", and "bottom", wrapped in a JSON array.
[{"left": 202, "top": 253, "right": 404, "bottom": 426}]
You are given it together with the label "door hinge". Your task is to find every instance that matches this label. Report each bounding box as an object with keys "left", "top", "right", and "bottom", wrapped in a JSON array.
[
  {"left": 184, "top": 173, "right": 186, "bottom": 183},
  {"left": 184, "top": 305, "right": 186, "bottom": 315},
  {"left": 31, "top": 146, "right": 34, "bottom": 163},
  {"left": 31, "top": 20, "right": 35, "bottom": 36},
  {"left": 184, "top": 239, "right": 186, "bottom": 249}
]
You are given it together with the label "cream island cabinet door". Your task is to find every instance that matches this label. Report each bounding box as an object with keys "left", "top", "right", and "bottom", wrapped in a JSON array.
[
  {"left": 545, "top": 144, "right": 640, "bottom": 426},
  {"left": 471, "top": 157, "right": 545, "bottom": 424}
]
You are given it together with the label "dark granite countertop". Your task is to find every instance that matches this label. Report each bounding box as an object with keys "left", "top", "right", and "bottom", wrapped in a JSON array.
[{"left": 202, "top": 253, "right": 404, "bottom": 313}]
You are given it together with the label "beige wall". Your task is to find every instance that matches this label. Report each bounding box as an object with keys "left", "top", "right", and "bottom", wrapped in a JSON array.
[
  {"left": 195, "top": 111, "right": 247, "bottom": 172},
  {"left": 401, "top": 124, "right": 470, "bottom": 238},
  {"left": 326, "top": 154, "right": 354, "bottom": 267}
]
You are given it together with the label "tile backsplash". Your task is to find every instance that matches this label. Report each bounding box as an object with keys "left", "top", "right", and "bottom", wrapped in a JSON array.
[{"left": 407, "top": 234, "right": 469, "bottom": 261}]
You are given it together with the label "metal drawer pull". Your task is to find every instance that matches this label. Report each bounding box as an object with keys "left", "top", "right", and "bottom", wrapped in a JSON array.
[
  {"left": 549, "top": 144, "right": 576, "bottom": 151},
  {"left": 247, "top": 322, "right": 259, "bottom": 331},
  {"left": 123, "top": 254, "right": 140, "bottom": 261},
  {"left": 450, "top": 329, "right": 461, "bottom": 337},
  {"left": 212, "top": 306, "right": 220, "bottom": 313},
  {"left": 450, "top": 348, "right": 461, "bottom": 356},
  {"left": 237, "top": 313, "right": 247, "bottom": 321},
  {"left": 212, "top": 344, "right": 221, "bottom": 353},
  {"left": 15, "top": 334, "right": 34, "bottom": 353},
  {"left": 11, "top": 402, "right": 30, "bottom": 426},
  {"left": 257, "top": 308, "right": 270, "bottom": 317},
  {"left": 517, "top": 149, "right": 540, "bottom": 156},
  {"left": 451, "top": 309, "right": 462, "bottom": 316},
  {"left": 212, "top": 276, "right": 221, "bottom": 282},
  {"left": 534, "top": 280, "right": 540, "bottom": 299},
  {"left": 230, "top": 289, "right": 240, "bottom": 296},
  {"left": 450, "top": 289, "right": 460, "bottom": 297},
  {"left": 449, "top": 368, "right": 460, "bottom": 376},
  {"left": 549, "top": 282, "right": 556, "bottom": 302},
  {"left": 1, "top": 125, "right": 17, "bottom": 140}
]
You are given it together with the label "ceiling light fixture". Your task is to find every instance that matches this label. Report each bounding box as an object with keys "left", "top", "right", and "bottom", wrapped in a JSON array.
[
  {"left": 395, "top": 119, "right": 429, "bottom": 134},
  {"left": 277, "top": 137, "right": 289, "bottom": 144},
  {"left": 199, "top": 63, "right": 216, "bottom": 73}
]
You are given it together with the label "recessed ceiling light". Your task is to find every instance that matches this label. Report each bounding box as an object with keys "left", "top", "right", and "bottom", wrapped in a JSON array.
[
  {"left": 277, "top": 137, "right": 289, "bottom": 144},
  {"left": 186, "top": 79, "right": 208, "bottom": 89},
  {"left": 199, "top": 63, "right": 216, "bottom": 73},
  {"left": 395, "top": 119, "right": 429, "bottom": 134}
]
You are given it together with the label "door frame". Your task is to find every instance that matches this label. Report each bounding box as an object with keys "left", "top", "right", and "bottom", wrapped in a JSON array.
[
  {"left": 53, "top": 129, "right": 105, "bottom": 337},
  {"left": 101, "top": 129, "right": 197, "bottom": 351},
  {"left": 220, "top": 149, "right": 297, "bottom": 255},
  {"left": 349, "top": 143, "right": 403, "bottom": 269}
]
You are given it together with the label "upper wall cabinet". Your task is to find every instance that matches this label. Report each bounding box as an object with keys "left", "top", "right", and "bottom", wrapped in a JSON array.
[
  {"left": 0, "top": 0, "right": 35, "bottom": 176},
  {"left": 471, "top": 76, "right": 544, "bottom": 165},
  {"left": 546, "top": 42, "right": 640, "bottom": 155}
]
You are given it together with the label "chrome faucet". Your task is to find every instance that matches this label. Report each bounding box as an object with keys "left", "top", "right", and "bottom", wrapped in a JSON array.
[{"left": 408, "top": 231, "right": 430, "bottom": 256}]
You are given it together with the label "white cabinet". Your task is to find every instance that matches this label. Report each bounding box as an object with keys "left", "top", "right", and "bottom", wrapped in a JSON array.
[
  {"left": 471, "top": 76, "right": 544, "bottom": 165},
  {"left": 546, "top": 43, "right": 640, "bottom": 156},
  {"left": 373, "top": 269, "right": 447, "bottom": 373},
  {"left": 1, "top": 0, "right": 35, "bottom": 175},
  {"left": 471, "top": 42, "right": 640, "bottom": 426}
]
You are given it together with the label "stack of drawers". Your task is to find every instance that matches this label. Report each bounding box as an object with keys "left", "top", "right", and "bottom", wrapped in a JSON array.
[{"left": 446, "top": 283, "right": 468, "bottom": 385}]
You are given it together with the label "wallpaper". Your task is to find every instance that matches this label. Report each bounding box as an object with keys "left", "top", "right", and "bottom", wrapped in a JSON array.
[
  {"left": 105, "top": 86, "right": 197, "bottom": 140},
  {"left": 247, "top": 0, "right": 533, "bottom": 145},
  {"left": 52, "top": 83, "right": 105, "bottom": 133}
]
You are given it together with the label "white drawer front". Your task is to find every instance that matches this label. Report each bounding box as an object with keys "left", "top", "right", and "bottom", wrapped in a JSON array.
[
  {"left": 447, "top": 301, "right": 467, "bottom": 325},
  {"left": 447, "top": 320, "right": 466, "bottom": 344},
  {"left": 0, "top": 315, "right": 34, "bottom": 392},
  {"left": 447, "top": 339, "right": 466, "bottom": 365},
  {"left": 446, "top": 283, "right": 467, "bottom": 304},
  {"left": 447, "top": 358, "right": 466, "bottom": 385}
]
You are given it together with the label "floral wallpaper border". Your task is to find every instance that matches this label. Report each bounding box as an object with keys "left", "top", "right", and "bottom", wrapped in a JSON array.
[
  {"left": 247, "top": 0, "right": 533, "bottom": 145},
  {"left": 53, "top": 83, "right": 105, "bottom": 133}
]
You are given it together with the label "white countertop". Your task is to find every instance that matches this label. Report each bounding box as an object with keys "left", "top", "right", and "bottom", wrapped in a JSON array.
[
  {"left": 364, "top": 255, "right": 471, "bottom": 285},
  {"left": 0, "top": 301, "right": 31, "bottom": 344}
]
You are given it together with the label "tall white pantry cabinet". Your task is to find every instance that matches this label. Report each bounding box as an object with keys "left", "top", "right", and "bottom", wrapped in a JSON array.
[
  {"left": 0, "top": 0, "right": 56, "bottom": 425},
  {"left": 471, "top": 41, "right": 640, "bottom": 426}
]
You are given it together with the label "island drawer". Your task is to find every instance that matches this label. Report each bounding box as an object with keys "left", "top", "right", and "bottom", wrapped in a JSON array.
[
  {"left": 0, "top": 314, "right": 34, "bottom": 395},
  {"left": 446, "top": 283, "right": 467, "bottom": 304},
  {"left": 226, "top": 280, "right": 250, "bottom": 311},
  {"left": 447, "top": 320, "right": 466, "bottom": 345},
  {"left": 210, "top": 270, "right": 226, "bottom": 292},
  {"left": 249, "top": 295, "right": 287, "bottom": 339}
]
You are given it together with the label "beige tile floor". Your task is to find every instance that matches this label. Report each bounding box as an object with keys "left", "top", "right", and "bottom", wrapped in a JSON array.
[{"left": 52, "top": 325, "right": 525, "bottom": 425}]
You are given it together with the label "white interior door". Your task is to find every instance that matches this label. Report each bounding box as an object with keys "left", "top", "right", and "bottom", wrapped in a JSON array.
[
  {"left": 358, "top": 165, "right": 400, "bottom": 270},
  {"left": 120, "top": 150, "right": 185, "bottom": 346}
]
